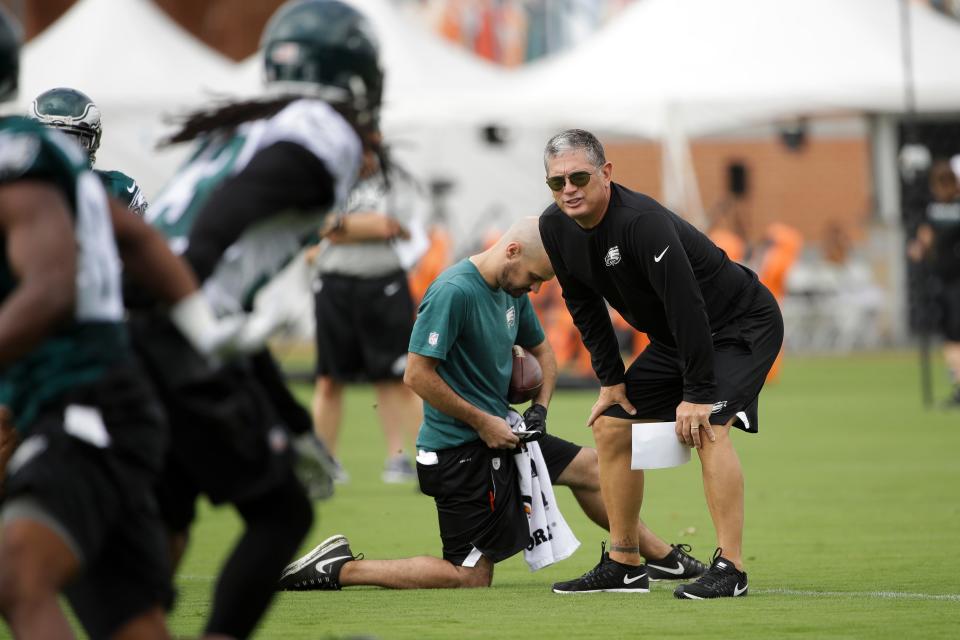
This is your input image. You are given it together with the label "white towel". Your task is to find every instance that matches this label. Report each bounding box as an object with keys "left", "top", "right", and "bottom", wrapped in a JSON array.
[{"left": 507, "top": 410, "right": 580, "bottom": 571}]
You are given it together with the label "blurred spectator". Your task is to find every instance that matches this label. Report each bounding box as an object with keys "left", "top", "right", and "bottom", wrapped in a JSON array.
[
  {"left": 785, "top": 222, "right": 883, "bottom": 353},
  {"left": 421, "top": 0, "right": 634, "bottom": 64},
  {"left": 908, "top": 159, "right": 960, "bottom": 406},
  {"left": 311, "top": 151, "right": 430, "bottom": 482},
  {"left": 756, "top": 222, "right": 804, "bottom": 380},
  {"left": 707, "top": 200, "right": 749, "bottom": 263}
]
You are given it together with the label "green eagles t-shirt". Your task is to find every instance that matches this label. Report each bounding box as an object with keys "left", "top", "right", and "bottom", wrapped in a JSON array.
[
  {"left": 0, "top": 116, "right": 128, "bottom": 433},
  {"left": 410, "top": 259, "right": 546, "bottom": 451},
  {"left": 97, "top": 168, "right": 148, "bottom": 216}
]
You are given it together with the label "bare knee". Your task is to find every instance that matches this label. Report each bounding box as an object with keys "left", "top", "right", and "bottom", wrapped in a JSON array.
[
  {"left": 314, "top": 377, "right": 343, "bottom": 400},
  {"left": 591, "top": 417, "right": 632, "bottom": 450},
  {"left": 454, "top": 559, "right": 493, "bottom": 588},
  {"left": 556, "top": 447, "right": 600, "bottom": 491},
  {"left": 0, "top": 529, "right": 64, "bottom": 612}
]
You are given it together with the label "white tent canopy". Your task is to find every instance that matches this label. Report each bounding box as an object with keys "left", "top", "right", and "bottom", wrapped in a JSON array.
[
  {"left": 19, "top": 0, "right": 240, "bottom": 196},
  {"left": 234, "top": 0, "right": 508, "bottom": 131},
  {"left": 444, "top": 0, "right": 960, "bottom": 137}
]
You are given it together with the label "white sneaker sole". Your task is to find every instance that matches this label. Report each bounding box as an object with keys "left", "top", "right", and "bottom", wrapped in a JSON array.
[{"left": 280, "top": 534, "right": 349, "bottom": 580}]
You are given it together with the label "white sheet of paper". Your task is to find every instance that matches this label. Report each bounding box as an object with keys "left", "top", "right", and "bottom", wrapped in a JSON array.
[{"left": 631, "top": 421, "right": 691, "bottom": 470}]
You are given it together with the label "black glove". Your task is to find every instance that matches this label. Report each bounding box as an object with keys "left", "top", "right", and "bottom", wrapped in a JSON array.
[{"left": 516, "top": 404, "right": 548, "bottom": 443}]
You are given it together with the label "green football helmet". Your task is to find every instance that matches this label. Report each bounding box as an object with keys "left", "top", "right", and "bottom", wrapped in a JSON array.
[
  {"left": 0, "top": 5, "right": 19, "bottom": 103},
  {"left": 30, "top": 87, "right": 102, "bottom": 165},
  {"left": 262, "top": 0, "right": 383, "bottom": 124}
]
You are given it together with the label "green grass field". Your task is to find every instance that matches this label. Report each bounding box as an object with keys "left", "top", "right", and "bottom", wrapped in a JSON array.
[{"left": 99, "top": 353, "right": 960, "bottom": 637}]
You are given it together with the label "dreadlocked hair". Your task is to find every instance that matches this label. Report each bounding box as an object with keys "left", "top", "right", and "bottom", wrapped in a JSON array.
[{"left": 160, "top": 95, "right": 381, "bottom": 156}]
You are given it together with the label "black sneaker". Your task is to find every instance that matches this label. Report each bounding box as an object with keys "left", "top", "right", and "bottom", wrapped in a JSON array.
[
  {"left": 552, "top": 542, "right": 649, "bottom": 594},
  {"left": 673, "top": 548, "right": 748, "bottom": 599},
  {"left": 646, "top": 543, "right": 708, "bottom": 581},
  {"left": 278, "top": 534, "right": 360, "bottom": 591}
]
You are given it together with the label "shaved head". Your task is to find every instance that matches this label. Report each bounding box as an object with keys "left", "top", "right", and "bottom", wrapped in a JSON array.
[
  {"left": 474, "top": 216, "right": 554, "bottom": 298},
  {"left": 498, "top": 216, "right": 550, "bottom": 268}
]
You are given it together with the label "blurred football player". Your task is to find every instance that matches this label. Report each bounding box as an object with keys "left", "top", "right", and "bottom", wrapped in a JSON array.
[
  {"left": 0, "top": 7, "right": 231, "bottom": 638},
  {"left": 310, "top": 150, "right": 428, "bottom": 485},
  {"left": 30, "top": 87, "right": 148, "bottom": 216},
  {"left": 130, "top": 0, "right": 384, "bottom": 636}
]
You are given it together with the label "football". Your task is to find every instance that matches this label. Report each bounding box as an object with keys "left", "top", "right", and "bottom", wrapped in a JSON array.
[{"left": 508, "top": 345, "right": 543, "bottom": 404}]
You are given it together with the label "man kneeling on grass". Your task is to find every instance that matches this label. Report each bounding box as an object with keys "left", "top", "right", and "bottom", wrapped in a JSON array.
[{"left": 279, "top": 218, "right": 708, "bottom": 592}]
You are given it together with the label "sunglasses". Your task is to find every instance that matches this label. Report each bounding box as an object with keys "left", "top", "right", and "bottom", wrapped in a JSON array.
[{"left": 546, "top": 170, "right": 593, "bottom": 192}]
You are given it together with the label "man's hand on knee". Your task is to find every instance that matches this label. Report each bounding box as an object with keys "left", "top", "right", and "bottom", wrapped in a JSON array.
[{"left": 675, "top": 401, "right": 715, "bottom": 449}]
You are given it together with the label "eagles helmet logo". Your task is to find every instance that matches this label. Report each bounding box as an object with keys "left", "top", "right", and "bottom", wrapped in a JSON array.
[{"left": 30, "top": 87, "right": 102, "bottom": 166}]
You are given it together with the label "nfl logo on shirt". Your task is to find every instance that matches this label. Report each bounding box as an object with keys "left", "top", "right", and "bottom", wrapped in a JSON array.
[
  {"left": 604, "top": 246, "right": 621, "bottom": 266},
  {"left": 428, "top": 331, "right": 440, "bottom": 346}
]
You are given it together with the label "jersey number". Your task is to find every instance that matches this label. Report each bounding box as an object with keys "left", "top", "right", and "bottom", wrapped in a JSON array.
[{"left": 74, "top": 172, "right": 123, "bottom": 321}]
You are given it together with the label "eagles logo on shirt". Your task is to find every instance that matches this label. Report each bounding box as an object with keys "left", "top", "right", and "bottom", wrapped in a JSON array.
[{"left": 604, "top": 246, "right": 621, "bottom": 266}]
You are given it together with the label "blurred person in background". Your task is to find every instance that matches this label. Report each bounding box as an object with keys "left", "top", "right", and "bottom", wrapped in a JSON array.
[
  {"left": 539, "top": 129, "right": 783, "bottom": 599},
  {"left": 277, "top": 218, "right": 706, "bottom": 592},
  {"left": 908, "top": 159, "right": 960, "bottom": 407},
  {"left": 131, "top": 0, "right": 385, "bottom": 636},
  {"left": 754, "top": 221, "right": 802, "bottom": 381},
  {"left": 30, "top": 87, "right": 148, "bottom": 216},
  {"left": 310, "top": 150, "right": 429, "bottom": 484},
  {"left": 0, "top": 8, "right": 228, "bottom": 636}
]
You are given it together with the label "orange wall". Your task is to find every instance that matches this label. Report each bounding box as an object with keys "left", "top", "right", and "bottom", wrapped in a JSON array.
[{"left": 606, "top": 135, "right": 873, "bottom": 244}]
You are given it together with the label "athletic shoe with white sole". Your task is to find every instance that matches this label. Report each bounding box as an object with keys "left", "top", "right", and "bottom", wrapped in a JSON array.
[
  {"left": 291, "top": 433, "right": 337, "bottom": 501},
  {"left": 552, "top": 542, "right": 649, "bottom": 594},
  {"left": 673, "top": 548, "right": 748, "bottom": 599},
  {"left": 382, "top": 455, "right": 416, "bottom": 484},
  {"left": 645, "top": 543, "right": 708, "bottom": 581},
  {"left": 278, "top": 534, "right": 360, "bottom": 591}
]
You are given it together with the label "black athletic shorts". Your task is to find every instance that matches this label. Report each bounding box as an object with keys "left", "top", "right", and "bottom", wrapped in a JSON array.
[
  {"left": 128, "top": 312, "right": 296, "bottom": 530},
  {"left": 314, "top": 270, "right": 415, "bottom": 381},
  {"left": 1, "top": 361, "right": 173, "bottom": 639},
  {"left": 416, "top": 434, "right": 581, "bottom": 566},
  {"left": 937, "top": 278, "right": 960, "bottom": 342},
  {"left": 603, "top": 284, "right": 784, "bottom": 433}
]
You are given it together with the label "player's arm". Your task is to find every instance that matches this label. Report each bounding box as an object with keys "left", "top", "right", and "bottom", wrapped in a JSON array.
[
  {"left": 0, "top": 181, "right": 76, "bottom": 365},
  {"left": 519, "top": 338, "right": 556, "bottom": 439},
  {"left": 404, "top": 352, "right": 519, "bottom": 449},
  {"left": 631, "top": 214, "right": 716, "bottom": 446},
  {"left": 110, "top": 199, "right": 241, "bottom": 357},
  {"left": 539, "top": 217, "right": 624, "bottom": 386},
  {"left": 322, "top": 211, "right": 409, "bottom": 243},
  {"left": 110, "top": 198, "right": 198, "bottom": 304},
  {"left": 0, "top": 406, "right": 16, "bottom": 496},
  {"left": 540, "top": 217, "right": 632, "bottom": 425},
  {"left": 907, "top": 223, "right": 934, "bottom": 262},
  {"left": 185, "top": 141, "right": 337, "bottom": 282},
  {"left": 525, "top": 339, "right": 557, "bottom": 410}
]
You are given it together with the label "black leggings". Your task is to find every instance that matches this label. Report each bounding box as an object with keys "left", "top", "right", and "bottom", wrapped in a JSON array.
[{"left": 205, "top": 472, "right": 313, "bottom": 638}]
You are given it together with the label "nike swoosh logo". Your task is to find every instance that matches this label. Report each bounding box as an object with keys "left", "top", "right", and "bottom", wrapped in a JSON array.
[
  {"left": 654, "top": 246, "right": 670, "bottom": 262},
  {"left": 647, "top": 561, "right": 685, "bottom": 575},
  {"left": 126, "top": 183, "right": 137, "bottom": 193},
  {"left": 622, "top": 572, "right": 646, "bottom": 585},
  {"left": 315, "top": 554, "right": 352, "bottom": 574},
  {"left": 734, "top": 582, "right": 748, "bottom": 596}
]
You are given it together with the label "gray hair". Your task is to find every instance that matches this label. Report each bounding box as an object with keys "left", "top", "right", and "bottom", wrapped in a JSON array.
[{"left": 543, "top": 129, "right": 606, "bottom": 171}]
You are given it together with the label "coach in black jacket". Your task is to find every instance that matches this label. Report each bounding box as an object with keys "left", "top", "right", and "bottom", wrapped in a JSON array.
[{"left": 539, "top": 129, "right": 783, "bottom": 599}]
